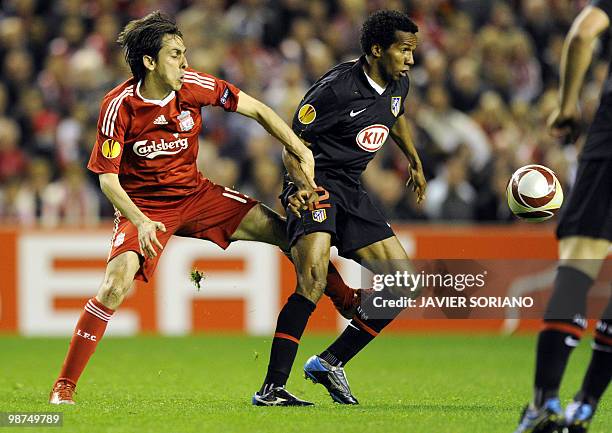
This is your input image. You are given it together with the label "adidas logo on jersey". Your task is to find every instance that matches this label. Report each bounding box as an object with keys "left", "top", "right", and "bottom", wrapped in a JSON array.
[{"left": 153, "top": 115, "right": 168, "bottom": 125}]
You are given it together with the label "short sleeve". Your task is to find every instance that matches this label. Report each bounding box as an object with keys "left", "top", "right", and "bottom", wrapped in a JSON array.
[
  {"left": 592, "top": 0, "right": 612, "bottom": 19},
  {"left": 291, "top": 84, "right": 338, "bottom": 142},
  {"left": 88, "top": 90, "right": 131, "bottom": 174},
  {"left": 183, "top": 69, "right": 241, "bottom": 111}
]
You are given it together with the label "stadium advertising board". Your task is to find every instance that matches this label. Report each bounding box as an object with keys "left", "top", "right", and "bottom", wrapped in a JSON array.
[{"left": 1, "top": 226, "right": 609, "bottom": 336}]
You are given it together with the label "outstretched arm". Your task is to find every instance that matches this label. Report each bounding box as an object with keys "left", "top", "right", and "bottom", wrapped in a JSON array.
[
  {"left": 282, "top": 147, "right": 321, "bottom": 216},
  {"left": 549, "top": 5, "right": 610, "bottom": 138},
  {"left": 390, "top": 115, "right": 426, "bottom": 203},
  {"left": 281, "top": 146, "right": 314, "bottom": 191},
  {"left": 236, "top": 91, "right": 316, "bottom": 190},
  {"left": 98, "top": 173, "right": 166, "bottom": 259}
]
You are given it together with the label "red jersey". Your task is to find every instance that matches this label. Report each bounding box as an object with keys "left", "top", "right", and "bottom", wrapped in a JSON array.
[{"left": 87, "top": 68, "right": 240, "bottom": 205}]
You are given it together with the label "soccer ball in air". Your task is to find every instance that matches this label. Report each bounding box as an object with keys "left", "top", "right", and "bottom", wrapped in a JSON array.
[{"left": 506, "top": 164, "right": 564, "bottom": 222}]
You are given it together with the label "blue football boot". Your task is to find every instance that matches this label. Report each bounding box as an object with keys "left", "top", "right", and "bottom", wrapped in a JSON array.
[
  {"left": 564, "top": 401, "right": 594, "bottom": 433},
  {"left": 514, "top": 398, "right": 564, "bottom": 433},
  {"left": 303, "top": 355, "right": 358, "bottom": 404}
]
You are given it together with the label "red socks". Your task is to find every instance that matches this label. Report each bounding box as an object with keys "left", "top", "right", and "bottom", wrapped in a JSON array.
[
  {"left": 325, "top": 263, "right": 356, "bottom": 311},
  {"left": 56, "top": 298, "right": 114, "bottom": 385}
]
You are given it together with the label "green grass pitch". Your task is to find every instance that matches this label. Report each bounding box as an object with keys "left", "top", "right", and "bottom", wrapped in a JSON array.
[{"left": 0, "top": 334, "right": 609, "bottom": 433}]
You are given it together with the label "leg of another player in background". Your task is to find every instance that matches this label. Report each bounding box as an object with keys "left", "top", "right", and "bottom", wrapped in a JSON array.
[
  {"left": 230, "top": 203, "right": 358, "bottom": 316},
  {"left": 316, "top": 235, "right": 416, "bottom": 368},
  {"left": 564, "top": 294, "right": 612, "bottom": 429},
  {"left": 50, "top": 251, "right": 140, "bottom": 403},
  {"left": 530, "top": 236, "right": 609, "bottom": 409}
]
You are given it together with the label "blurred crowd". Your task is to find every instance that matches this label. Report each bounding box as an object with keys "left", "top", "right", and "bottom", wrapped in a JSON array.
[{"left": 0, "top": 0, "right": 605, "bottom": 226}]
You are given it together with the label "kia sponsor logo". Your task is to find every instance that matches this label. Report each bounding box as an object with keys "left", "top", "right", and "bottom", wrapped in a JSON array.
[
  {"left": 356, "top": 124, "right": 389, "bottom": 152},
  {"left": 133, "top": 138, "right": 189, "bottom": 159}
]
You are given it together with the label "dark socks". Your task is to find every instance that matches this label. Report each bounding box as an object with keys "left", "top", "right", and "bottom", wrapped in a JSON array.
[
  {"left": 320, "top": 289, "right": 402, "bottom": 367},
  {"left": 575, "top": 309, "right": 612, "bottom": 408},
  {"left": 260, "top": 293, "right": 316, "bottom": 393},
  {"left": 533, "top": 266, "right": 592, "bottom": 407}
]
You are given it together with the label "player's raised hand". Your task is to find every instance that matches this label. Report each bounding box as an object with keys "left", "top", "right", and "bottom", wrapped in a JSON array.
[
  {"left": 137, "top": 219, "right": 167, "bottom": 259},
  {"left": 547, "top": 107, "right": 581, "bottom": 143},
  {"left": 407, "top": 163, "right": 426, "bottom": 204},
  {"left": 287, "top": 190, "right": 318, "bottom": 217}
]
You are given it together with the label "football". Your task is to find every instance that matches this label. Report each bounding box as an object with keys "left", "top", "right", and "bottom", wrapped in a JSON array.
[{"left": 506, "top": 164, "right": 564, "bottom": 222}]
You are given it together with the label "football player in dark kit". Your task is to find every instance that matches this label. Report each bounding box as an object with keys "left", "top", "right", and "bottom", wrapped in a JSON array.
[
  {"left": 514, "top": 2, "right": 612, "bottom": 433},
  {"left": 252, "top": 10, "right": 427, "bottom": 406}
]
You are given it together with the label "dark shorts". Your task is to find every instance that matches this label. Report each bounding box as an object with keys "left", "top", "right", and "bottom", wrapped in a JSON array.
[
  {"left": 281, "top": 176, "right": 395, "bottom": 257},
  {"left": 108, "top": 179, "right": 258, "bottom": 282},
  {"left": 556, "top": 158, "right": 612, "bottom": 241}
]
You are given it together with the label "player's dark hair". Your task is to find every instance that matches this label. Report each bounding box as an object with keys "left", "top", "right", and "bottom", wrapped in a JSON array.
[
  {"left": 117, "top": 11, "right": 183, "bottom": 82},
  {"left": 360, "top": 10, "right": 418, "bottom": 56}
]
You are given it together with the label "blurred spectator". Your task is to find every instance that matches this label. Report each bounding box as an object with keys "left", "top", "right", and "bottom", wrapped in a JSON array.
[
  {"left": 0, "top": 83, "right": 8, "bottom": 117},
  {"left": 417, "top": 85, "right": 491, "bottom": 172},
  {"left": 0, "top": 0, "right": 600, "bottom": 226},
  {"left": 475, "top": 158, "right": 514, "bottom": 222},
  {"left": 247, "top": 156, "right": 284, "bottom": 212},
  {"left": 424, "top": 150, "right": 476, "bottom": 221},
  {"left": 56, "top": 103, "right": 89, "bottom": 167},
  {"left": 422, "top": 49, "right": 448, "bottom": 87},
  {"left": 225, "top": 0, "right": 269, "bottom": 41},
  {"left": 0, "top": 177, "right": 27, "bottom": 224},
  {"left": 441, "top": 11, "right": 477, "bottom": 62},
  {"left": 508, "top": 31, "right": 542, "bottom": 102},
  {"left": 177, "top": 0, "right": 230, "bottom": 49},
  {"left": 41, "top": 162, "right": 100, "bottom": 227},
  {"left": 364, "top": 168, "right": 428, "bottom": 221},
  {"left": 3, "top": 48, "right": 34, "bottom": 103},
  {"left": 521, "top": 0, "right": 555, "bottom": 58},
  {"left": 2, "top": 158, "right": 53, "bottom": 226},
  {"left": 448, "top": 57, "right": 483, "bottom": 112},
  {"left": 0, "top": 118, "right": 28, "bottom": 182},
  {"left": 264, "top": 62, "right": 308, "bottom": 121},
  {"left": 17, "top": 87, "right": 60, "bottom": 160}
]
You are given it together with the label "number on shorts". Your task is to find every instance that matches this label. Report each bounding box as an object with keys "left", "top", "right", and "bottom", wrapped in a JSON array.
[{"left": 309, "top": 186, "right": 331, "bottom": 210}]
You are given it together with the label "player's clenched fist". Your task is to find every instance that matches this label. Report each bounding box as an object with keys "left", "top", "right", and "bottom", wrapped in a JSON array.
[
  {"left": 547, "top": 107, "right": 581, "bottom": 143},
  {"left": 137, "top": 219, "right": 167, "bottom": 259}
]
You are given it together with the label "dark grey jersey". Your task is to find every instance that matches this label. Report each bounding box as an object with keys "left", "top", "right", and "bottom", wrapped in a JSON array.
[{"left": 291, "top": 56, "right": 410, "bottom": 184}]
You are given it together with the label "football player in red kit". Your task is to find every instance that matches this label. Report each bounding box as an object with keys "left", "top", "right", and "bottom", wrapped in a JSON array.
[{"left": 49, "top": 11, "right": 357, "bottom": 405}]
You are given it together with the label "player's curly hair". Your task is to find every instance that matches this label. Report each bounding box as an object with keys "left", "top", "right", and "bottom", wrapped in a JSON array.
[
  {"left": 117, "top": 11, "right": 183, "bottom": 82},
  {"left": 360, "top": 10, "right": 418, "bottom": 56}
]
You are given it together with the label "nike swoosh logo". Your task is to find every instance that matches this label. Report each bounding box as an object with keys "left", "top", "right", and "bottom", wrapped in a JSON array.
[
  {"left": 564, "top": 336, "right": 580, "bottom": 347},
  {"left": 350, "top": 108, "right": 367, "bottom": 117}
]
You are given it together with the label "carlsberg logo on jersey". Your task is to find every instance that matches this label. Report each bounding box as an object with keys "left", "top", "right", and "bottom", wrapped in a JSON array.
[{"left": 133, "top": 137, "right": 189, "bottom": 159}]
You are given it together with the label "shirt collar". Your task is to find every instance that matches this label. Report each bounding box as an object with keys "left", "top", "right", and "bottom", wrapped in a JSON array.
[
  {"left": 363, "top": 68, "right": 386, "bottom": 95},
  {"left": 136, "top": 80, "right": 176, "bottom": 107},
  {"left": 351, "top": 56, "right": 377, "bottom": 98},
  {"left": 352, "top": 56, "right": 391, "bottom": 98}
]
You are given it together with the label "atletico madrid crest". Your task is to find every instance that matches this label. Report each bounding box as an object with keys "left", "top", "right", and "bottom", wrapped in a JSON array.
[
  {"left": 391, "top": 96, "right": 402, "bottom": 117},
  {"left": 312, "top": 209, "right": 327, "bottom": 223}
]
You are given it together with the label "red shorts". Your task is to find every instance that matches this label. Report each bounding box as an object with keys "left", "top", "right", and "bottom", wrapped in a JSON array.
[{"left": 108, "top": 179, "right": 258, "bottom": 282}]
